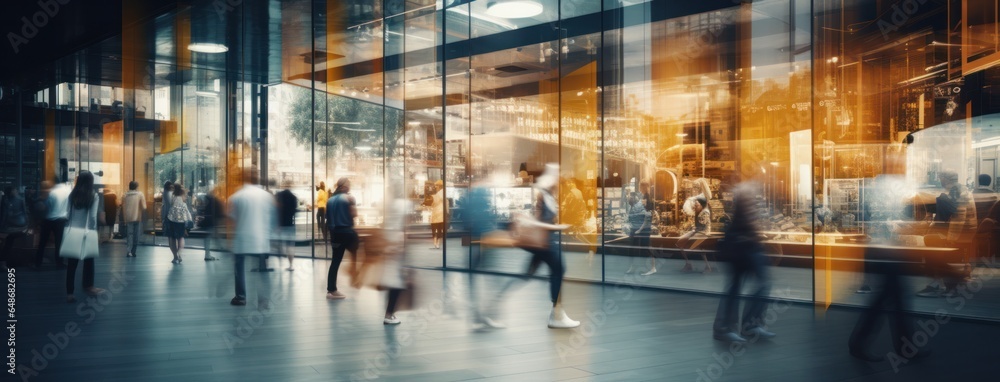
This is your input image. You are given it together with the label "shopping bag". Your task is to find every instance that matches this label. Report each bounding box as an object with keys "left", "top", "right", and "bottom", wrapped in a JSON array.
[{"left": 60, "top": 226, "right": 100, "bottom": 260}]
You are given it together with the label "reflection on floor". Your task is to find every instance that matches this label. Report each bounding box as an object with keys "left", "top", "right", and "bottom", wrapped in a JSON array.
[
  {"left": 15, "top": 244, "right": 1000, "bottom": 381},
  {"left": 140, "top": 235, "right": 1000, "bottom": 320}
]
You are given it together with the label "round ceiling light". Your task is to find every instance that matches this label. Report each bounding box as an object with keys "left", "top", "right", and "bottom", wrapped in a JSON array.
[
  {"left": 485, "top": 1, "right": 543, "bottom": 19},
  {"left": 188, "top": 43, "right": 229, "bottom": 53}
]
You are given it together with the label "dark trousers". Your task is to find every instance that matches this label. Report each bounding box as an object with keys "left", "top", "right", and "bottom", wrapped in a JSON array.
[
  {"left": 850, "top": 248, "right": 914, "bottom": 353},
  {"left": 327, "top": 230, "right": 359, "bottom": 292},
  {"left": 525, "top": 244, "right": 565, "bottom": 304},
  {"left": 714, "top": 247, "right": 772, "bottom": 334},
  {"left": 36, "top": 219, "right": 67, "bottom": 266},
  {"left": 386, "top": 288, "right": 403, "bottom": 315},
  {"left": 235, "top": 254, "right": 271, "bottom": 302},
  {"left": 66, "top": 258, "right": 95, "bottom": 294}
]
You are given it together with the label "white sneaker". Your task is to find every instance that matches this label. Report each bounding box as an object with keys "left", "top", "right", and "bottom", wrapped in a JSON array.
[
  {"left": 326, "top": 291, "right": 347, "bottom": 300},
  {"left": 625, "top": 266, "right": 635, "bottom": 274},
  {"left": 547, "top": 306, "right": 580, "bottom": 329},
  {"left": 641, "top": 268, "right": 657, "bottom": 276},
  {"left": 383, "top": 315, "right": 401, "bottom": 325},
  {"left": 482, "top": 317, "right": 507, "bottom": 329}
]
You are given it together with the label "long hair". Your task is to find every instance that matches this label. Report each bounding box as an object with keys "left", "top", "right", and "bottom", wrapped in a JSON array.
[{"left": 70, "top": 171, "right": 96, "bottom": 210}]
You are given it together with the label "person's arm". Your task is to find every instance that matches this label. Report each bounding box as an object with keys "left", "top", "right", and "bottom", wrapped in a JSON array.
[{"left": 348, "top": 195, "right": 358, "bottom": 219}]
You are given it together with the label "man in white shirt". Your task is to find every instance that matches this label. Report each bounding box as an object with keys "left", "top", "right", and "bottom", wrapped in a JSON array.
[
  {"left": 121, "top": 181, "right": 147, "bottom": 257},
  {"left": 228, "top": 169, "right": 277, "bottom": 306},
  {"left": 35, "top": 179, "right": 71, "bottom": 267}
]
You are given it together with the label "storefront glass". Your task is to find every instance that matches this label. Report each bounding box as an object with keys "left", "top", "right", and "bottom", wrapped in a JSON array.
[{"left": 4, "top": 0, "right": 999, "bottom": 321}]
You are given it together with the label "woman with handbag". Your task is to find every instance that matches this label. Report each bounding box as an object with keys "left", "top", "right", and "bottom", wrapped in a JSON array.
[
  {"left": 166, "top": 183, "right": 194, "bottom": 264},
  {"left": 516, "top": 163, "right": 578, "bottom": 329},
  {"left": 63, "top": 171, "right": 105, "bottom": 303}
]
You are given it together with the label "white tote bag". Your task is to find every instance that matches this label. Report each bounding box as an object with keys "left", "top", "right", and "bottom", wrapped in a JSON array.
[{"left": 60, "top": 197, "right": 100, "bottom": 260}]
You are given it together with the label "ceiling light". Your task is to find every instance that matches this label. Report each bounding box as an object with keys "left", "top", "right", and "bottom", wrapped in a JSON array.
[
  {"left": 486, "top": 1, "right": 543, "bottom": 19},
  {"left": 188, "top": 43, "right": 228, "bottom": 53}
]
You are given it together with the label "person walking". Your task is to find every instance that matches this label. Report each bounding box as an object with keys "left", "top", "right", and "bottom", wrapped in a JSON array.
[
  {"left": 326, "top": 177, "right": 358, "bottom": 300},
  {"left": 430, "top": 180, "right": 446, "bottom": 249},
  {"left": 1, "top": 187, "right": 30, "bottom": 265},
  {"left": 276, "top": 181, "right": 299, "bottom": 271},
  {"left": 35, "top": 178, "right": 71, "bottom": 268},
  {"left": 228, "top": 169, "right": 277, "bottom": 306},
  {"left": 522, "top": 164, "right": 578, "bottom": 328},
  {"left": 625, "top": 192, "right": 654, "bottom": 275},
  {"left": 200, "top": 188, "right": 223, "bottom": 261},
  {"left": 166, "top": 183, "right": 194, "bottom": 264},
  {"left": 63, "top": 171, "right": 106, "bottom": 303},
  {"left": 848, "top": 168, "right": 928, "bottom": 362},
  {"left": 380, "top": 193, "right": 411, "bottom": 325},
  {"left": 120, "top": 181, "right": 146, "bottom": 257},
  {"left": 713, "top": 180, "right": 775, "bottom": 343},
  {"left": 315, "top": 181, "right": 329, "bottom": 242}
]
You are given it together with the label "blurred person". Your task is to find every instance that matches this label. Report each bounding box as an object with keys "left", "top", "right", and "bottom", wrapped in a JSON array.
[
  {"left": 101, "top": 188, "right": 118, "bottom": 243},
  {"left": 678, "top": 196, "right": 712, "bottom": 273},
  {"left": 35, "top": 178, "right": 71, "bottom": 268},
  {"left": 713, "top": 180, "right": 775, "bottom": 343},
  {"left": 166, "top": 183, "right": 194, "bottom": 264},
  {"left": 466, "top": 177, "right": 505, "bottom": 328},
  {"left": 430, "top": 179, "right": 445, "bottom": 249},
  {"left": 315, "top": 181, "right": 328, "bottom": 242},
  {"left": 560, "top": 179, "right": 594, "bottom": 254},
  {"left": 625, "top": 192, "right": 654, "bottom": 275},
  {"left": 326, "top": 177, "right": 358, "bottom": 300},
  {"left": 379, "top": 184, "right": 411, "bottom": 325},
  {"left": 228, "top": 169, "right": 277, "bottom": 306},
  {"left": 973, "top": 173, "right": 999, "bottom": 223},
  {"left": 916, "top": 170, "right": 976, "bottom": 297},
  {"left": 120, "top": 181, "right": 146, "bottom": 257},
  {"left": 848, "top": 165, "right": 929, "bottom": 362},
  {"left": 63, "top": 171, "right": 106, "bottom": 303},
  {"left": 1, "top": 186, "right": 30, "bottom": 265},
  {"left": 160, "top": 181, "right": 174, "bottom": 243},
  {"left": 500, "top": 163, "right": 578, "bottom": 329},
  {"left": 276, "top": 180, "right": 299, "bottom": 271},
  {"left": 200, "top": 187, "right": 223, "bottom": 261}
]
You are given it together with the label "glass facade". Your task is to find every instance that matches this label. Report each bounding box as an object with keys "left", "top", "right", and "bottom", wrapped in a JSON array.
[{"left": 3, "top": 0, "right": 1000, "bottom": 321}]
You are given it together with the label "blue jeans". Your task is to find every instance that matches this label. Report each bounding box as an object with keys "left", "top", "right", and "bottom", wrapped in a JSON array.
[
  {"left": 234, "top": 254, "right": 271, "bottom": 302},
  {"left": 125, "top": 222, "right": 140, "bottom": 255}
]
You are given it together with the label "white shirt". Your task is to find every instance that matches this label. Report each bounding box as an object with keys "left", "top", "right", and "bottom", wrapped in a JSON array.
[
  {"left": 46, "top": 183, "right": 72, "bottom": 220},
  {"left": 228, "top": 184, "right": 277, "bottom": 254}
]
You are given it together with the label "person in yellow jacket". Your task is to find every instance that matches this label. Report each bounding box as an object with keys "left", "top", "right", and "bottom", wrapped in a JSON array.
[{"left": 315, "top": 181, "right": 329, "bottom": 241}]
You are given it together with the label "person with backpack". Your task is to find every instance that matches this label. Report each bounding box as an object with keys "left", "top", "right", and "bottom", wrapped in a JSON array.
[{"left": 166, "top": 183, "right": 194, "bottom": 264}]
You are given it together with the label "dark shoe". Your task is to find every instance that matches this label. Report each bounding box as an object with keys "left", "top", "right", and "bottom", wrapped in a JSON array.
[
  {"left": 849, "top": 348, "right": 884, "bottom": 362},
  {"left": 713, "top": 332, "right": 748, "bottom": 343},
  {"left": 230, "top": 297, "right": 247, "bottom": 306},
  {"left": 915, "top": 286, "right": 943, "bottom": 298}
]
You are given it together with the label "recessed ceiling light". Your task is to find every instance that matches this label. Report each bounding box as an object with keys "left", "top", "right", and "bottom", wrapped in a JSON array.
[
  {"left": 486, "top": 1, "right": 543, "bottom": 19},
  {"left": 188, "top": 43, "right": 228, "bottom": 53}
]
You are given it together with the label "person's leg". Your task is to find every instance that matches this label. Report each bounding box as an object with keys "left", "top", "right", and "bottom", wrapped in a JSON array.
[
  {"left": 386, "top": 288, "right": 402, "bottom": 316},
  {"left": 125, "top": 222, "right": 136, "bottom": 255},
  {"left": 677, "top": 231, "right": 694, "bottom": 270},
  {"left": 65, "top": 258, "right": 79, "bottom": 295},
  {"left": 741, "top": 251, "right": 773, "bottom": 330},
  {"left": 713, "top": 261, "right": 744, "bottom": 335},
  {"left": 285, "top": 231, "right": 295, "bottom": 270},
  {"left": 35, "top": 219, "right": 53, "bottom": 267},
  {"left": 82, "top": 258, "right": 96, "bottom": 291},
  {"left": 52, "top": 219, "right": 65, "bottom": 265},
  {"left": 531, "top": 248, "right": 565, "bottom": 305},
  {"left": 233, "top": 254, "right": 246, "bottom": 301},
  {"left": 327, "top": 232, "right": 348, "bottom": 294}
]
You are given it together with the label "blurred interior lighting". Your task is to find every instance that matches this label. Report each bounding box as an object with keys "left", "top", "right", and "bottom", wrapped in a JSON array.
[
  {"left": 486, "top": 1, "right": 543, "bottom": 19},
  {"left": 187, "top": 43, "right": 228, "bottom": 53}
]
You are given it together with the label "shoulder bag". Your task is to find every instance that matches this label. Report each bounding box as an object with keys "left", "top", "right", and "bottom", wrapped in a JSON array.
[{"left": 60, "top": 197, "right": 100, "bottom": 260}]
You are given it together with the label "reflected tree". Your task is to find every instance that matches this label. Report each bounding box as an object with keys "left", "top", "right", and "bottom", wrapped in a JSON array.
[{"left": 286, "top": 86, "right": 402, "bottom": 160}]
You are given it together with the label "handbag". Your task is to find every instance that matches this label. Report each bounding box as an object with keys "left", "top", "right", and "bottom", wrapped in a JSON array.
[
  {"left": 60, "top": 197, "right": 100, "bottom": 260},
  {"left": 511, "top": 213, "right": 549, "bottom": 250}
]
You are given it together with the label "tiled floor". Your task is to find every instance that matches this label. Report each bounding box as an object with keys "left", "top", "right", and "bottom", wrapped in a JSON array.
[{"left": 10, "top": 243, "right": 1000, "bottom": 381}]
